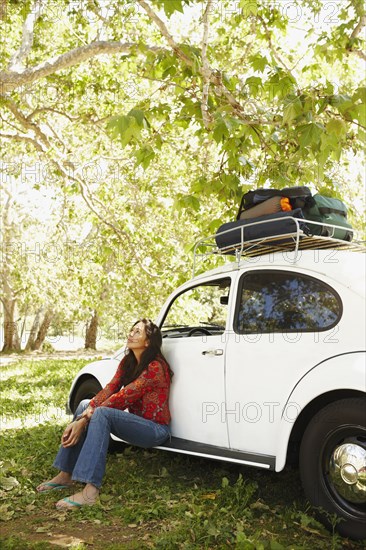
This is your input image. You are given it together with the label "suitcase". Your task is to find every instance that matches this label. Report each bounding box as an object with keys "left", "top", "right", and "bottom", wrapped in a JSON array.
[
  {"left": 303, "top": 194, "right": 353, "bottom": 241},
  {"left": 237, "top": 186, "right": 311, "bottom": 220},
  {"left": 216, "top": 209, "right": 308, "bottom": 250}
]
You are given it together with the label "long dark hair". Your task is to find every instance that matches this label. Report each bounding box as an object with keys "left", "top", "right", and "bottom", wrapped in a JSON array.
[{"left": 121, "top": 318, "right": 173, "bottom": 386}]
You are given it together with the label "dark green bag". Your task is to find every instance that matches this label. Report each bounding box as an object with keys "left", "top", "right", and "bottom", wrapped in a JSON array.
[{"left": 303, "top": 194, "right": 353, "bottom": 241}]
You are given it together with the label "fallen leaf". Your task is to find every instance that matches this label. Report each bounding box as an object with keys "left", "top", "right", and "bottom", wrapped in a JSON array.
[{"left": 0, "top": 476, "right": 19, "bottom": 491}]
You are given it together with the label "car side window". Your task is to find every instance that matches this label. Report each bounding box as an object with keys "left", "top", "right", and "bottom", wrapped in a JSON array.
[
  {"left": 161, "top": 278, "right": 231, "bottom": 338},
  {"left": 235, "top": 270, "right": 342, "bottom": 334}
]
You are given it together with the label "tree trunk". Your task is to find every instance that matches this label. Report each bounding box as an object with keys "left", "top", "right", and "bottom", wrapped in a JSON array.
[
  {"left": 1, "top": 297, "right": 21, "bottom": 353},
  {"left": 85, "top": 310, "right": 99, "bottom": 350},
  {"left": 1, "top": 194, "right": 22, "bottom": 353},
  {"left": 25, "top": 308, "right": 42, "bottom": 351},
  {"left": 31, "top": 309, "right": 54, "bottom": 350}
]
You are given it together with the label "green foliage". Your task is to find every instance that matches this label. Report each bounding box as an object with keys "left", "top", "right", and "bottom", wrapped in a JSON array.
[{"left": 1, "top": 0, "right": 365, "bottom": 351}]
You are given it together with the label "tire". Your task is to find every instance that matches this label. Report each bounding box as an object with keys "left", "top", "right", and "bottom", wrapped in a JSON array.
[
  {"left": 70, "top": 377, "right": 103, "bottom": 413},
  {"left": 299, "top": 398, "right": 366, "bottom": 540}
]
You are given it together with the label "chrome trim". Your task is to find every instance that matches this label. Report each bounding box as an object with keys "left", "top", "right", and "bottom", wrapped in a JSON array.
[{"left": 329, "top": 442, "right": 366, "bottom": 504}]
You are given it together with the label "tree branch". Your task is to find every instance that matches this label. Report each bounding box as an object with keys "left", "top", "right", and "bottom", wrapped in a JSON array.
[
  {"left": 201, "top": 0, "right": 213, "bottom": 129},
  {"left": 2, "top": 100, "right": 158, "bottom": 277},
  {"left": 258, "top": 15, "right": 298, "bottom": 85},
  {"left": 137, "top": 0, "right": 193, "bottom": 66},
  {"left": 27, "top": 107, "right": 80, "bottom": 122},
  {"left": 138, "top": 1, "right": 274, "bottom": 127},
  {"left": 347, "top": 14, "right": 366, "bottom": 60},
  {"left": 8, "top": 0, "right": 45, "bottom": 71},
  {"left": 2, "top": 96, "right": 53, "bottom": 148},
  {"left": 1, "top": 41, "right": 161, "bottom": 92},
  {"left": 1, "top": 7, "right": 272, "bottom": 128},
  {"left": 350, "top": 13, "right": 366, "bottom": 40},
  {"left": 0, "top": 132, "right": 45, "bottom": 151}
]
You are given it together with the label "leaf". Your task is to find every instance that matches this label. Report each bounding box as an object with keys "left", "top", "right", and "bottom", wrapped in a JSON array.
[
  {"left": 222, "top": 476, "right": 229, "bottom": 488},
  {"left": 213, "top": 121, "right": 229, "bottom": 143},
  {"left": 245, "top": 76, "right": 262, "bottom": 95},
  {"left": 0, "top": 504, "right": 14, "bottom": 521},
  {"left": 240, "top": 0, "right": 258, "bottom": 15},
  {"left": 100, "top": 494, "right": 113, "bottom": 502},
  {"left": 135, "top": 145, "right": 155, "bottom": 169},
  {"left": 283, "top": 96, "right": 303, "bottom": 125},
  {"left": 326, "top": 119, "right": 347, "bottom": 137},
  {"left": 320, "top": 132, "right": 339, "bottom": 152},
  {"left": 107, "top": 114, "right": 143, "bottom": 147},
  {"left": 298, "top": 123, "right": 323, "bottom": 148},
  {"left": 175, "top": 195, "right": 200, "bottom": 212},
  {"left": 328, "top": 94, "right": 354, "bottom": 113},
  {"left": 127, "top": 109, "right": 146, "bottom": 128},
  {"left": 358, "top": 127, "right": 366, "bottom": 143},
  {"left": 317, "top": 97, "right": 329, "bottom": 115},
  {"left": 202, "top": 493, "right": 217, "bottom": 500},
  {"left": 249, "top": 54, "right": 267, "bottom": 72},
  {"left": 349, "top": 104, "right": 366, "bottom": 126},
  {"left": 353, "top": 86, "right": 366, "bottom": 103},
  {"left": 0, "top": 476, "right": 19, "bottom": 491},
  {"left": 160, "top": 0, "right": 184, "bottom": 17}
]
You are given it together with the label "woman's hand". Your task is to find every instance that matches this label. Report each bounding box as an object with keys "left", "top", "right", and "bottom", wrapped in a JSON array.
[{"left": 61, "top": 419, "right": 87, "bottom": 448}]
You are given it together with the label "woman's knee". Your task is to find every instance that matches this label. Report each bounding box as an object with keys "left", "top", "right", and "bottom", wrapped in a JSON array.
[
  {"left": 75, "top": 399, "right": 90, "bottom": 416},
  {"left": 90, "top": 406, "right": 112, "bottom": 423}
]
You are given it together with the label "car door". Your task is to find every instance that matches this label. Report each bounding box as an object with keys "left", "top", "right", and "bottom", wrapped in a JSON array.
[
  {"left": 159, "top": 275, "right": 233, "bottom": 447},
  {"left": 225, "top": 267, "right": 343, "bottom": 457}
]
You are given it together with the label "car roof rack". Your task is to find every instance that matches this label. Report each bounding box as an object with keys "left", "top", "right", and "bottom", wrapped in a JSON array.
[{"left": 192, "top": 216, "right": 366, "bottom": 277}]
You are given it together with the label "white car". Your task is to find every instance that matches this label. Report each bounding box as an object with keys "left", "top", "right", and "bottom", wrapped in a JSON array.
[{"left": 68, "top": 225, "right": 366, "bottom": 540}]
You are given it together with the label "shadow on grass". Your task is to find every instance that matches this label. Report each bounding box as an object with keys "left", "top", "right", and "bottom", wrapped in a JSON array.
[{"left": 1, "top": 424, "right": 364, "bottom": 550}]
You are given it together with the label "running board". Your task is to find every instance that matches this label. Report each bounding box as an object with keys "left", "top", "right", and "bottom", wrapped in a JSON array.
[{"left": 155, "top": 437, "right": 275, "bottom": 470}]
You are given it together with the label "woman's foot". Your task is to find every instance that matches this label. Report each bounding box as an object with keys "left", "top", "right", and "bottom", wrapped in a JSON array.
[
  {"left": 37, "top": 472, "right": 73, "bottom": 493},
  {"left": 55, "top": 484, "right": 99, "bottom": 509}
]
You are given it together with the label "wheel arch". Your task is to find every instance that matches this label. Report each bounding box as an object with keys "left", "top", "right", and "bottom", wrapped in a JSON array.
[
  {"left": 286, "top": 389, "right": 365, "bottom": 466},
  {"left": 274, "top": 351, "right": 366, "bottom": 471},
  {"left": 68, "top": 374, "right": 102, "bottom": 413}
]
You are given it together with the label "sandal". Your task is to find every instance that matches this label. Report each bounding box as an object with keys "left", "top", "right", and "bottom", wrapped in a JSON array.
[
  {"left": 56, "top": 497, "right": 83, "bottom": 509},
  {"left": 37, "top": 482, "right": 72, "bottom": 493}
]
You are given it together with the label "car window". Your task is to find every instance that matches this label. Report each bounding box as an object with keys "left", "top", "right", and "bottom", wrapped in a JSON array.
[
  {"left": 235, "top": 270, "right": 342, "bottom": 333},
  {"left": 161, "top": 278, "right": 231, "bottom": 337}
]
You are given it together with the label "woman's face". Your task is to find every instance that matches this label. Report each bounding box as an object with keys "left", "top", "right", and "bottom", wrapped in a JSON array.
[{"left": 126, "top": 321, "right": 149, "bottom": 353}]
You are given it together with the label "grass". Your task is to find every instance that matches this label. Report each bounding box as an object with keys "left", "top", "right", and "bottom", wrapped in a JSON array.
[{"left": 0, "top": 358, "right": 364, "bottom": 550}]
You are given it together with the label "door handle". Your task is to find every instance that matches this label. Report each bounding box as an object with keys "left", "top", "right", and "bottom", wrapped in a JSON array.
[{"left": 202, "top": 349, "right": 224, "bottom": 356}]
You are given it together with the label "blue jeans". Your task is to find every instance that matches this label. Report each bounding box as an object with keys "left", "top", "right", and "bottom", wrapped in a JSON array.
[{"left": 53, "top": 400, "right": 170, "bottom": 488}]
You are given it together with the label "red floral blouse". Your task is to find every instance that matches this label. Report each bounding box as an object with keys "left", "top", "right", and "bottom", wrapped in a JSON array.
[{"left": 89, "top": 356, "right": 171, "bottom": 425}]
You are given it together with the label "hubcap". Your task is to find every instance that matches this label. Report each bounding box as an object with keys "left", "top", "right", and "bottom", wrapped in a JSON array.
[{"left": 329, "top": 441, "right": 366, "bottom": 504}]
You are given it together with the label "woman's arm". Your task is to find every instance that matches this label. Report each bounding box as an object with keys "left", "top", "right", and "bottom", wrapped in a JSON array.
[
  {"left": 99, "top": 361, "right": 167, "bottom": 410},
  {"left": 89, "top": 358, "right": 126, "bottom": 408}
]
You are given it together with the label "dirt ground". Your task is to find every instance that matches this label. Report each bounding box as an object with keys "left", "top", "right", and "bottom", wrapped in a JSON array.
[{"left": 0, "top": 514, "right": 158, "bottom": 549}]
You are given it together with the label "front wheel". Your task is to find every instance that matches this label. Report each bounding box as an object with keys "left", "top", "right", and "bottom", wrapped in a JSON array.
[
  {"left": 70, "top": 377, "right": 103, "bottom": 413},
  {"left": 299, "top": 398, "right": 366, "bottom": 540}
]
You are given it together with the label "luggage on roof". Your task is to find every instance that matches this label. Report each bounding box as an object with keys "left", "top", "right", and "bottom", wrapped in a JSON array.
[
  {"left": 303, "top": 194, "right": 353, "bottom": 242},
  {"left": 237, "top": 186, "right": 311, "bottom": 220},
  {"left": 215, "top": 209, "right": 308, "bottom": 251}
]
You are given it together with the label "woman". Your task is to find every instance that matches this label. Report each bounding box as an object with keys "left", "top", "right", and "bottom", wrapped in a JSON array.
[{"left": 36, "top": 319, "right": 173, "bottom": 509}]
